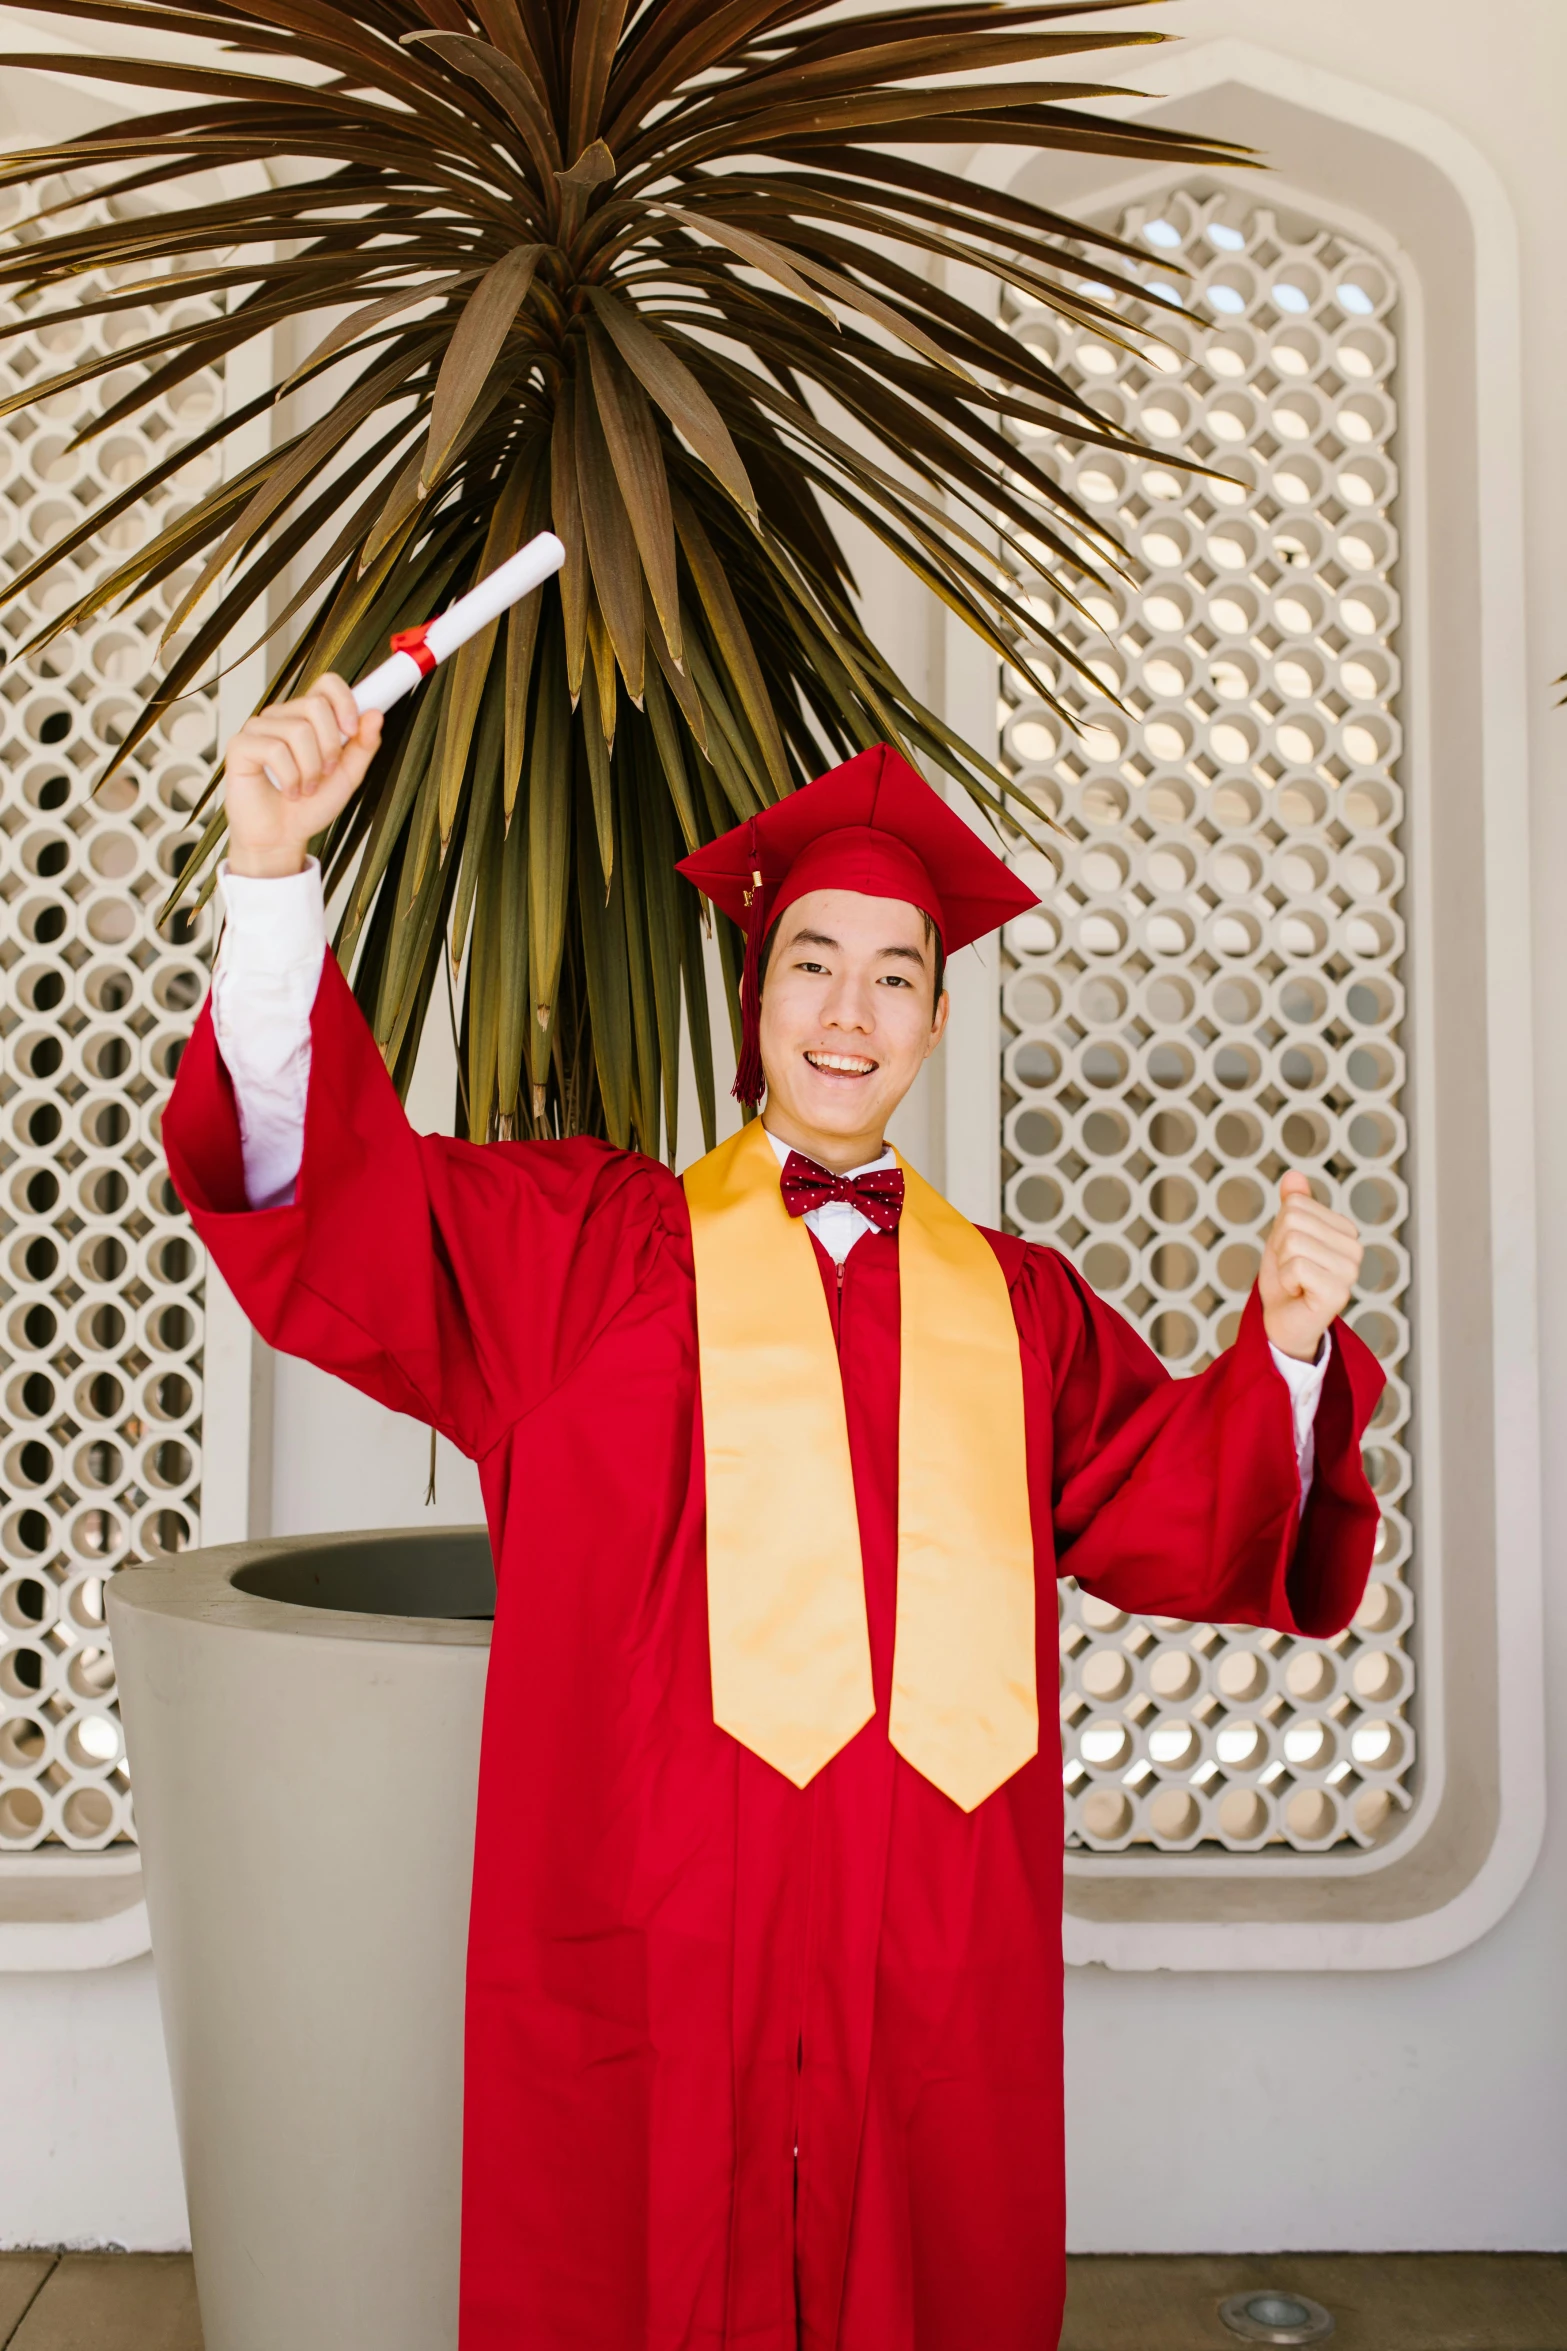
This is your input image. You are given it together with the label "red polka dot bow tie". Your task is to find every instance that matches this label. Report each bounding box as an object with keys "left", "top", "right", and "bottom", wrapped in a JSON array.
[{"left": 779, "top": 1151, "right": 905, "bottom": 1231}]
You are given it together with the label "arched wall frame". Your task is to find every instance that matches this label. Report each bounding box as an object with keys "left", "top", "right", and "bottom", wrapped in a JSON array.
[
  {"left": 942, "top": 41, "right": 1543, "bottom": 1970},
  {"left": 1, "top": 38, "right": 1542, "bottom": 1975}
]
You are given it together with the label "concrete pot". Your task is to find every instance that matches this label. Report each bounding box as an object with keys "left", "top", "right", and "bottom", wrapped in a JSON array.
[{"left": 107, "top": 1529, "right": 493, "bottom": 2351}]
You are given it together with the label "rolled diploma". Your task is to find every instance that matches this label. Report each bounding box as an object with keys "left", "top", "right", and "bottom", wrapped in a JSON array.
[{"left": 351, "top": 531, "right": 566, "bottom": 715}]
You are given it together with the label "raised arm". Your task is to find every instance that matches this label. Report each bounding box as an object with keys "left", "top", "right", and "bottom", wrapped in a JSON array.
[
  {"left": 205, "top": 672, "right": 377, "bottom": 1212},
  {"left": 1024, "top": 1187, "right": 1384, "bottom": 1640},
  {"left": 164, "top": 681, "right": 660, "bottom": 1461}
]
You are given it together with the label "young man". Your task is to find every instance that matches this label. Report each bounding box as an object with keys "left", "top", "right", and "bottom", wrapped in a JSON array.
[{"left": 163, "top": 677, "right": 1379, "bottom": 2351}]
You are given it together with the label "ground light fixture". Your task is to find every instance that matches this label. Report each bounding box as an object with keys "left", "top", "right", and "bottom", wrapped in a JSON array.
[{"left": 1219, "top": 2288, "right": 1336, "bottom": 2344}]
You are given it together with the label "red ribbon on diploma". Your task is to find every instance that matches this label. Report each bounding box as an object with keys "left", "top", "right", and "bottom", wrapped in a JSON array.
[{"left": 389, "top": 622, "right": 438, "bottom": 677}]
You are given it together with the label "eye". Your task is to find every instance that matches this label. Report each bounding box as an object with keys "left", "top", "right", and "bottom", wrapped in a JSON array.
[
  {"left": 879, "top": 972, "right": 914, "bottom": 988},
  {"left": 795, "top": 959, "right": 828, "bottom": 974}
]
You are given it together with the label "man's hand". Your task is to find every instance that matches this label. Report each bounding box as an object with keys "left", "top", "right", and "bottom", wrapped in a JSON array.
[
  {"left": 224, "top": 674, "right": 382, "bottom": 878},
  {"left": 1258, "top": 1170, "right": 1363, "bottom": 1363}
]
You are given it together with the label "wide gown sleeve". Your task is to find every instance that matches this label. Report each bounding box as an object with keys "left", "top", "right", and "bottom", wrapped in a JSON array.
[
  {"left": 1026, "top": 1247, "right": 1385, "bottom": 1638},
  {"left": 162, "top": 952, "right": 660, "bottom": 1461}
]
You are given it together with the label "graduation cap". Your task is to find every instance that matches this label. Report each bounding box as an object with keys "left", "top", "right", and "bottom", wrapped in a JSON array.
[{"left": 676, "top": 743, "right": 1039, "bottom": 1107}]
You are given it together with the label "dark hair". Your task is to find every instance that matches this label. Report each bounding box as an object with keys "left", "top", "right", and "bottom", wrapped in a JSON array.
[{"left": 758, "top": 908, "right": 946, "bottom": 1010}]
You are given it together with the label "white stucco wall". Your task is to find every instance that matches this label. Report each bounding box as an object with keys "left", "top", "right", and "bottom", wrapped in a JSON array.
[{"left": 2, "top": 0, "right": 1563, "bottom": 2255}]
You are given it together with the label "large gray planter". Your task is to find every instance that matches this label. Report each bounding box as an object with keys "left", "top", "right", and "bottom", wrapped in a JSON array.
[{"left": 107, "top": 1530, "right": 493, "bottom": 2351}]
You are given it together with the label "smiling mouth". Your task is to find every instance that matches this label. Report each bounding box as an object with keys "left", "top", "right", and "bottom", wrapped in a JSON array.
[{"left": 804, "top": 1050, "right": 878, "bottom": 1077}]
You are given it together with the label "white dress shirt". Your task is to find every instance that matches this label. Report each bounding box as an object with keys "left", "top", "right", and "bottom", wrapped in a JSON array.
[
  {"left": 209, "top": 860, "right": 1328, "bottom": 1487},
  {"left": 210, "top": 860, "right": 328, "bottom": 1212}
]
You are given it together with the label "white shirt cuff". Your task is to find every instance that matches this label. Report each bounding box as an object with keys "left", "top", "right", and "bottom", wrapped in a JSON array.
[
  {"left": 216, "top": 858, "right": 327, "bottom": 980},
  {"left": 1268, "top": 1332, "right": 1331, "bottom": 1498}
]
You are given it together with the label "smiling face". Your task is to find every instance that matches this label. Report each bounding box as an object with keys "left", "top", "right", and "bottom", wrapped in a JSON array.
[{"left": 757, "top": 887, "right": 949, "bottom": 1171}]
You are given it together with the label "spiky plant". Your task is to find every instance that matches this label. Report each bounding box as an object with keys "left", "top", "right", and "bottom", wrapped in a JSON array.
[{"left": 0, "top": 0, "right": 1238, "bottom": 1153}]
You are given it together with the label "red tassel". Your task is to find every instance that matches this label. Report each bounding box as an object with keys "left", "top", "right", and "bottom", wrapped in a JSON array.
[{"left": 731, "top": 822, "right": 767, "bottom": 1109}]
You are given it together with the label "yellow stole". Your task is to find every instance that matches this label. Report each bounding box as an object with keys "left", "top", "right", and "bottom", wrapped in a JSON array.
[{"left": 682, "top": 1117, "right": 1037, "bottom": 1812}]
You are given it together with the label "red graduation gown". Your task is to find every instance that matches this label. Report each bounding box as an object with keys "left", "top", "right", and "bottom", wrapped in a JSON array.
[{"left": 163, "top": 953, "right": 1383, "bottom": 2351}]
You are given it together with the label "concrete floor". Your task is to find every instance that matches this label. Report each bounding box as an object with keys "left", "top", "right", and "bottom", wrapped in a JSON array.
[
  {"left": 0, "top": 2256, "right": 201, "bottom": 2351},
  {"left": 1, "top": 2250, "right": 1564, "bottom": 2347},
  {"left": 1061, "top": 2255, "right": 1567, "bottom": 2349}
]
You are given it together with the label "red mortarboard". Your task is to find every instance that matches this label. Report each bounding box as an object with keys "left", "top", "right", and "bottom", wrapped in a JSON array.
[{"left": 676, "top": 743, "right": 1039, "bottom": 1107}]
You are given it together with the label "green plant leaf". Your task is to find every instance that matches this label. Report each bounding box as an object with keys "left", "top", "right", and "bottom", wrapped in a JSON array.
[
  {"left": 550, "top": 395, "right": 590, "bottom": 701},
  {"left": 526, "top": 621, "right": 572, "bottom": 1076},
  {"left": 574, "top": 775, "right": 633, "bottom": 1146},
  {"left": 496, "top": 766, "right": 531, "bottom": 1128},
  {"left": 641, "top": 662, "right": 701, "bottom": 853},
  {"left": 501, "top": 462, "right": 552, "bottom": 820},
  {"left": 578, "top": 659, "right": 616, "bottom": 883}
]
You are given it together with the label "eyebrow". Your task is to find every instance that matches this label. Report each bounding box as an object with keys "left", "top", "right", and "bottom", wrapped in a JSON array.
[{"left": 787, "top": 927, "right": 928, "bottom": 966}]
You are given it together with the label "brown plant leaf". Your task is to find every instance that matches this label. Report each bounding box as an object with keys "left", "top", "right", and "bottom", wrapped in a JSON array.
[
  {"left": 605, "top": 0, "right": 820, "bottom": 145},
  {"left": 558, "top": 135, "right": 618, "bottom": 196},
  {"left": 771, "top": 244, "right": 972, "bottom": 381},
  {"left": 0, "top": 0, "right": 1246, "bottom": 1151},
  {"left": 160, "top": 340, "right": 430, "bottom": 644},
  {"left": 584, "top": 597, "right": 619, "bottom": 748},
  {"left": 568, "top": 0, "right": 628, "bottom": 159},
  {"left": 554, "top": 136, "right": 617, "bottom": 241},
  {"left": 657, "top": 203, "right": 836, "bottom": 319},
  {"left": 282, "top": 270, "right": 472, "bottom": 390},
  {"left": 585, "top": 320, "right": 682, "bottom": 660},
  {"left": 573, "top": 362, "right": 647, "bottom": 702},
  {"left": 586, "top": 286, "right": 755, "bottom": 519},
  {"left": 426, "top": 455, "right": 547, "bottom": 850},
  {"left": 402, "top": 29, "right": 562, "bottom": 175},
  {"left": 422, "top": 243, "right": 544, "bottom": 490},
  {"left": 648, "top": 606, "right": 709, "bottom": 752},
  {"left": 550, "top": 391, "right": 590, "bottom": 701},
  {"left": 464, "top": 0, "right": 555, "bottom": 87},
  {"left": 672, "top": 491, "right": 790, "bottom": 799},
  {"left": 502, "top": 451, "right": 553, "bottom": 822}
]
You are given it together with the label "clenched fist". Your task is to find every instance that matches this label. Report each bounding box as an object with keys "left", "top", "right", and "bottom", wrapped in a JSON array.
[
  {"left": 224, "top": 674, "right": 382, "bottom": 878},
  {"left": 1259, "top": 1170, "right": 1362, "bottom": 1363}
]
